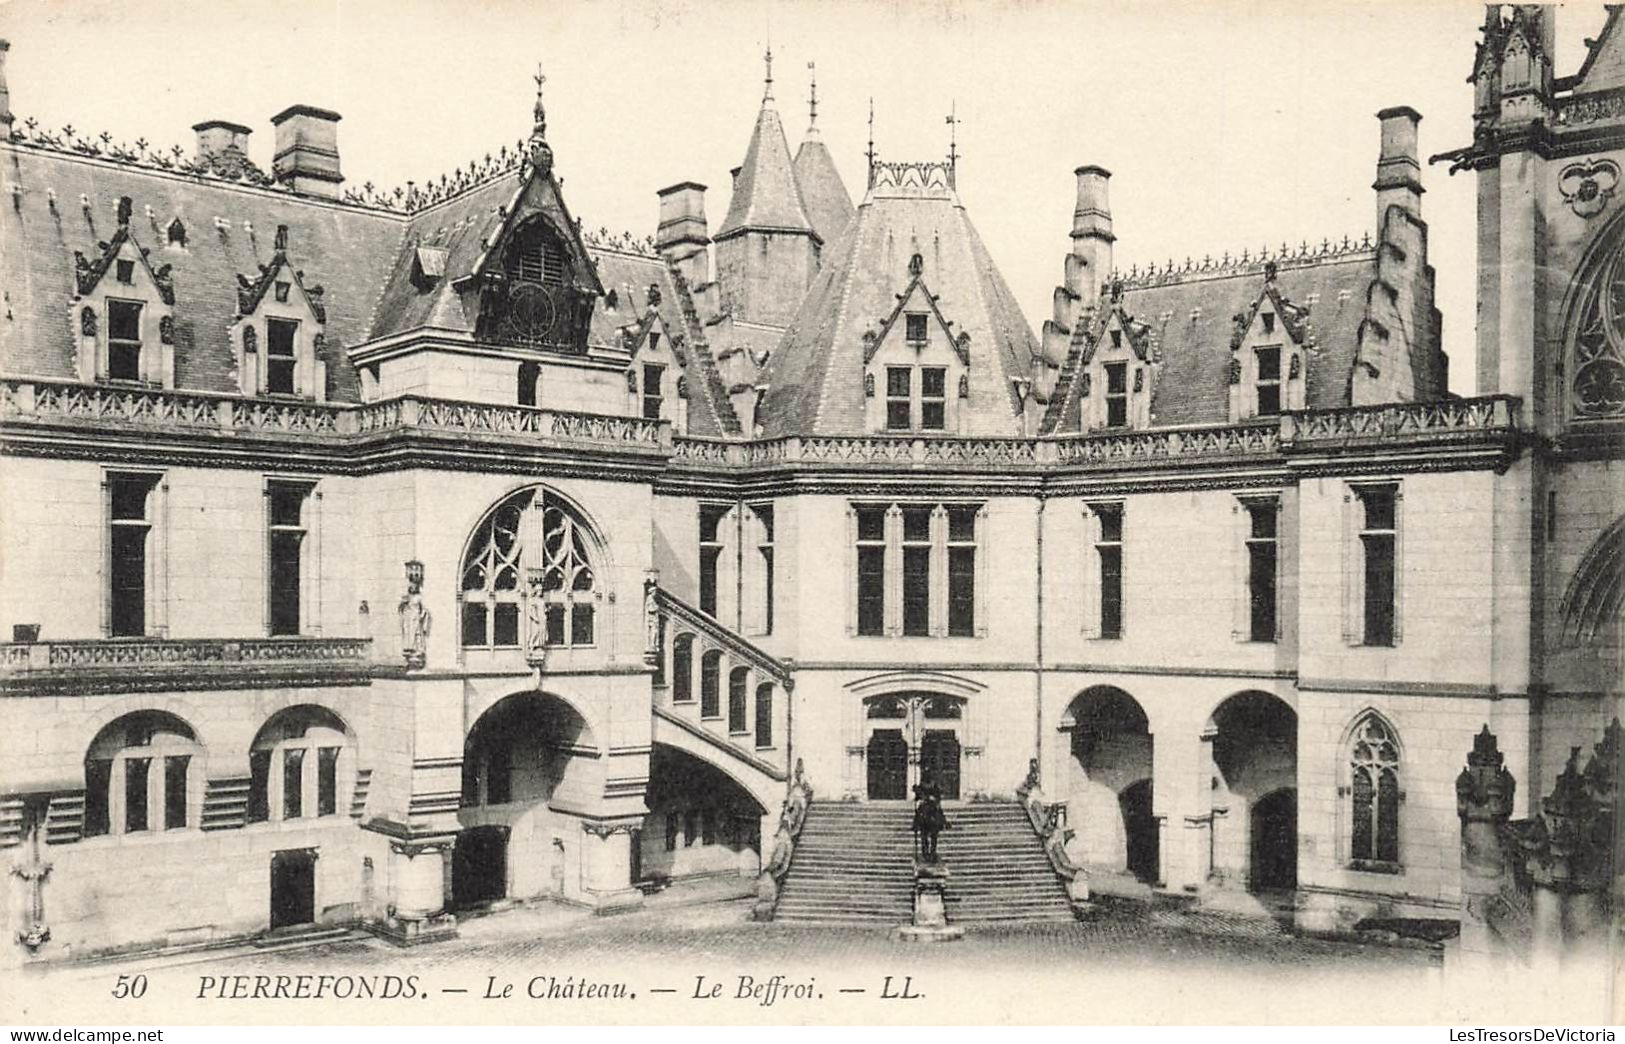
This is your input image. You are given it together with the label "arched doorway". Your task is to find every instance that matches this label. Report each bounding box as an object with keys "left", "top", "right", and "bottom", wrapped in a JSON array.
[
  {"left": 452, "top": 825, "right": 510, "bottom": 908},
  {"left": 1119, "top": 779, "right": 1159, "bottom": 884},
  {"left": 459, "top": 691, "right": 597, "bottom": 903},
  {"left": 863, "top": 694, "right": 965, "bottom": 800},
  {"left": 1063, "top": 686, "right": 1155, "bottom": 881},
  {"left": 1250, "top": 788, "right": 1297, "bottom": 890},
  {"left": 1208, "top": 691, "right": 1297, "bottom": 893}
]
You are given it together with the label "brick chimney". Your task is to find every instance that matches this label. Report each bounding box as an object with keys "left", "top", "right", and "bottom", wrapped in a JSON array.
[
  {"left": 192, "top": 120, "right": 252, "bottom": 161},
  {"left": 270, "top": 105, "right": 343, "bottom": 199},
  {"left": 1069, "top": 165, "right": 1114, "bottom": 311},
  {"left": 1373, "top": 106, "right": 1424, "bottom": 227},
  {"left": 0, "top": 39, "right": 13, "bottom": 132}
]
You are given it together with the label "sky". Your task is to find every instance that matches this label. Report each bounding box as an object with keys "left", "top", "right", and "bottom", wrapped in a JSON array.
[{"left": 1, "top": 1, "right": 1611, "bottom": 396}]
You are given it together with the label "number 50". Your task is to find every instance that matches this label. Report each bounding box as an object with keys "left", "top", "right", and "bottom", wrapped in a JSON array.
[{"left": 111, "top": 974, "right": 148, "bottom": 999}]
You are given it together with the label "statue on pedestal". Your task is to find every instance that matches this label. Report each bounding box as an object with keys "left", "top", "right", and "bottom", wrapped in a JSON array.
[{"left": 398, "top": 560, "right": 430, "bottom": 670}]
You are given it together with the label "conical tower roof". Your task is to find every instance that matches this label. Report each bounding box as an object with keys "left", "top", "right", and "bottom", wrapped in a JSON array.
[
  {"left": 793, "top": 135, "right": 855, "bottom": 248},
  {"left": 716, "top": 54, "right": 816, "bottom": 242}
]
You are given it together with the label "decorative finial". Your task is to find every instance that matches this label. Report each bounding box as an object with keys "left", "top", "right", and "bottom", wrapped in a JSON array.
[
  {"left": 763, "top": 45, "right": 774, "bottom": 103},
  {"left": 807, "top": 61, "right": 818, "bottom": 129},
  {"left": 531, "top": 62, "right": 548, "bottom": 141},
  {"left": 946, "top": 100, "right": 961, "bottom": 175},
  {"left": 866, "top": 97, "right": 876, "bottom": 188}
]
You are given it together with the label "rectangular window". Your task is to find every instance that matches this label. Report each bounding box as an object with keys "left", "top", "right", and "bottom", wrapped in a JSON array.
[
  {"left": 107, "top": 300, "right": 142, "bottom": 381},
  {"left": 701, "top": 654, "right": 721, "bottom": 718},
  {"left": 163, "top": 754, "right": 189, "bottom": 830},
  {"left": 642, "top": 363, "right": 665, "bottom": 420},
  {"left": 1245, "top": 501, "right": 1278, "bottom": 642},
  {"left": 266, "top": 318, "right": 298, "bottom": 395},
  {"left": 698, "top": 504, "right": 729, "bottom": 617},
  {"left": 1105, "top": 362, "right": 1128, "bottom": 428},
  {"left": 1256, "top": 346, "right": 1282, "bottom": 416},
  {"left": 856, "top": 506, "right": 887, "bottom": 636},
  {"left": 753, "top": 504, "right": 775, "bottom": 636},
  {"left": 125, "top": 758, "right": 150, "bottom": 833},
  {"left": 116, "top": 259, "right": 135, "bottom": 284},
  {"left": 901, "top": 507, "right": 932, "bottom": 636},
  {"left": 570, "top": 603, "right": 594, "bottom": 646},
  {"left": 921, "top": 367, "right": 947, "bottom": 431},
  {"left": 947, "top": 506, "right": 977, "bottom": 637},
  {"left": 1359, "top": 487, "right": 1397, "bottom": 647},
  {"left": 728, "top": 671, "right": 748, "bottom": 733},
  {"left": 905, "top": 313, "right": 928, "bottom": 344},
  {"left": 318, "top": 746, "right": 339, "bottom": 817},
  {"left": 487, "top": 743, "right": 513, "bottom": 805},
  {"left": 886, "top": 367, "right": 912, "bottom": 430},
  {"left": 1095, "top": 504, "right": 1124, "bottom": 639},
  {"left": 84, "top": 759, "right": 112, "bottom": 837},
  {"left": 518, "top": 361, "right": 539, "bottom": 407},
  {"left": 267, "top": 482, "right": 311, "bottom": 637},
  {"left": 247, "top": 750, "right": 271, "bottom": 823},
  {"left": 754, "top": 684, "right": 773, "bottom": 748},
  {"left": 109, "top": 474, "right": 155, "bottom": 638},
  {"left": 282, "top": 748, "right": 304, "bottom": 820}
]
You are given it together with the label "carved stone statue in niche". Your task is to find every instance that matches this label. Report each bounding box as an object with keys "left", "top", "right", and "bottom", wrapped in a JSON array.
[
  {"left": 243, "top": 326, "right": 258, "bottom": 355},
  {"left": 643, "top": 577, "right": 660, "bottom": 657},
  {"left": 398, "top": 560, "right": 430, "bottom": 669},
  {"left": 80, "top": 307, "right": 97, "bottom": 338},
  {"left": 523, "top": 567, "right": 549, "bottom": 667}
]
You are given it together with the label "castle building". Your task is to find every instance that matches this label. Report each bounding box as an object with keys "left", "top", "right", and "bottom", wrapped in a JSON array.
[{"left": 0, "top": 7, "right": 1619, "bottom": 961}]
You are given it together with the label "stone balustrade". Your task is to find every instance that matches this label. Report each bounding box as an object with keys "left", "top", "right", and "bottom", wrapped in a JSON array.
[{"left": 0, "top": 636, "right": 373, "bottom": 692}]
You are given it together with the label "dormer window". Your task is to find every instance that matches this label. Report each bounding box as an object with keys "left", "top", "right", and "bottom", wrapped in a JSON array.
[
  {"left": 906, "top": 313, "right": 928, "bottom": 345},
  {"left": 642, "top": 363, "right": 665, "bottom": 420},
  {"left": 1105, "top": 361, "right": 1128, "bottom": 428},
  {"left": 509, "top": 223, "right": 567, "bottom": 286},
  {"left": 167, "top": 219, "right": 187, "bottom": 247},
  {"left": 921, "top": 367, "right": 947, "bottom": 430},
  {"left": 266, "top": 318, "right": 298, "bottom": 395},
  {"left": 886, "top": 367, "right": 911, "bottom": 430},
  {"left": 115, "top": 260, "right": 135, "bottom": 285},
  {"left": 1255, "top": 346, "right": 1282, "bottom": 415},
  {"left": 107, "top": 301, "right": 143, "bottom": 382}
]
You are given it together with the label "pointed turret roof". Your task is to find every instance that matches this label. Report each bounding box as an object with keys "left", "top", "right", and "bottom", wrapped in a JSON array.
[
  {"left": 791, "top": 65, "right": 855, "bottom": 247},
  {"left": 716, "top": 51, "right": 817, "bottom": 242},
  {"left": 755, "top": 160, "right": 1039, "bottom": 437}
]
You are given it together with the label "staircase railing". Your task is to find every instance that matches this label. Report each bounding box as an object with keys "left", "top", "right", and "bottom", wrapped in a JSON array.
[
  {"left": 751, "top": 760, "right": 813, "bottom": 921},
  {"left": 1015, "top": 759, "right": 1090, "bottom": 911}
]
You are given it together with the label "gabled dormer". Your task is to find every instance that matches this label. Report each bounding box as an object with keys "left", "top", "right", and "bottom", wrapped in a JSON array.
[
  {"left": 862, "top": 254, "right": 971, "bottom": 434},
  {"left": 622, "top": 308, "right": 689, "bottom": 433},
  {"left": 1228, "top": 264, "right": 1309, "bottom": 421},
  {"left": 231, "top": 224, "right": 329, "bottom": 400},
  {"left": 70, "top": 196, "right": 177, "bottom": 387},
  {"left": 1076, "top": 287, "right": 1154, "bottom": 432}
]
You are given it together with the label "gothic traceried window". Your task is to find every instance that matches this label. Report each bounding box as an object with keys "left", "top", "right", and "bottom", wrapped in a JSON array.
[
  {"left": 1572, "top": 241, "right": 1625, "bottom": 418},
  {"left": 460, "top": 488, "right": 600, "bottom": 651},
  {"left": 1349, "top": 715, "right": 1401, "bottom": 867}
]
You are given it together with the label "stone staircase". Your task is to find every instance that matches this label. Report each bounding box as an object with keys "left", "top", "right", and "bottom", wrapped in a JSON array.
[
  {"left": 937, "top": 802, "right": 1075, "bottom": 924},
  {"left": 773, "top": 802, "right": 914, "bottom": 925},
  {"left": 772, "top": 800, "right": 1075, "bottom": 926}
]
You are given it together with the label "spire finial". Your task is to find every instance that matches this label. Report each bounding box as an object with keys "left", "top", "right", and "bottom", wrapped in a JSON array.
[
  {"left": 866, "top": 97, "right": 876, "bottom": 188},
  {"left": 763, "top": 45, "right": 774, "bottom": 102},
  {"left": 531, "top": 62, "right": 547, "bottom": 140},
  {"left": 946, "top": 100, "right": 961, "bottom": 185},
  {"left": 807, "top": 61, "right": 818, "bottom": 129}
]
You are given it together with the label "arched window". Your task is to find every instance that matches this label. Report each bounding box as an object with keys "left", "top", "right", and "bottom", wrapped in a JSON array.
[
  {"left": 84, "top": 711, "right": 201, "bottom": 837},
  {"left": 1570, "top": 236, "right": 1625, "bottom": 420},
  {"left": 460, "top": 488, "right": 600, "bottom": 651},
  {"left": 671, "top": 634, "right": 695, "bottom": 702},
  {"left": 505, "top": 219, "right": 569, "bottom": 287},
  {"left": 754, "top": 683, "right": 774, "bottom": 748},
  {"left": 700, "top": 649, "right": 723, "bottom": 718},
  {"left": 247, "top": 706, "right": 352, "bottom": 824},
  {"left": 1348, "top": 715, "right": 1400, "bottom": 867},
  {"left": 728, "top": 666, "right": 750, "bottom": 733}
]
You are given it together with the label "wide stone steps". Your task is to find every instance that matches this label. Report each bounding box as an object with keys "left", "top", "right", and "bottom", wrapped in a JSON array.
[{"left": 772, "top": 800, "right": 1075, "bottom": 926}]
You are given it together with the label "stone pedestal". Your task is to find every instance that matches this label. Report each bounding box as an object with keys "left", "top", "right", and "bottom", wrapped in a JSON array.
[
  {"left": 581, "top": 821, "right": 644, "bottom": 915},
  {"left": 893, "top": 861, "right": 963, "bottom": 943},
  {"left": 369, "top": 840, "right": 457, "bottom": 947}
]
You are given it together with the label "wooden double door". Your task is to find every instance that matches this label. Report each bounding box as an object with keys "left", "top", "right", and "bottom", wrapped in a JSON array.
[{"left": 866, "top": 728, "right": 961, "bottom": 800}]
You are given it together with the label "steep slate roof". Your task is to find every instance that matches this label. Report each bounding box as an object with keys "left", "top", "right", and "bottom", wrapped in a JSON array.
[
  {"left": 755, "top": 164, "right": 1039, "bottom": 437},
  {"left": 715, "top": 94, "right": 815, "bottom": 242},
  {"left": 0, "top": 142, "right": 403, "bottom": 401},
  {"left": 792, "top": 131, "right": 855, "bottom": 249},
  {"left": 1040, "top": 249, "right": 1378, "bottom": 432}
]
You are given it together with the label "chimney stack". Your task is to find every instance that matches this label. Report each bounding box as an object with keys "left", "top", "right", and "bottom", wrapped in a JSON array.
[
  {"left": 1373, "top": 106, "right": 1424, "bottom": 228},
  {"left": 192, "top": 120, "right": 252, "bottom": 161},
  {"left": 657, "top": 182, "right": 711, "bottom": 289},
  {"left": 270, "top": 105, "right": 343, "bottom": 199},
  {"left": 1069, "top": 165, "right": 1115, "bottom": 310},
  {"left": 0, "top": 39, "right": 13, "bottom": 132}
]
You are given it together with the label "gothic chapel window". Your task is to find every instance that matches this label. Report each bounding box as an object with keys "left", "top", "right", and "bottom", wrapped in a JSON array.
[
  {"left": 1571, "top": 239, "right": 1625, "bottom": 419},
  {"left": 1349, "top": 715, "right": 1401, "bottom": 867},
  {"left": 460, "top": 489, "right": 599, "bottom": 651}
]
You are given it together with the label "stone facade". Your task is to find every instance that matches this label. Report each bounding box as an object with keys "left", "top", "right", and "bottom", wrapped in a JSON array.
[{"left": 1, "top": 7, "right": 1621, "bottom": 965}]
